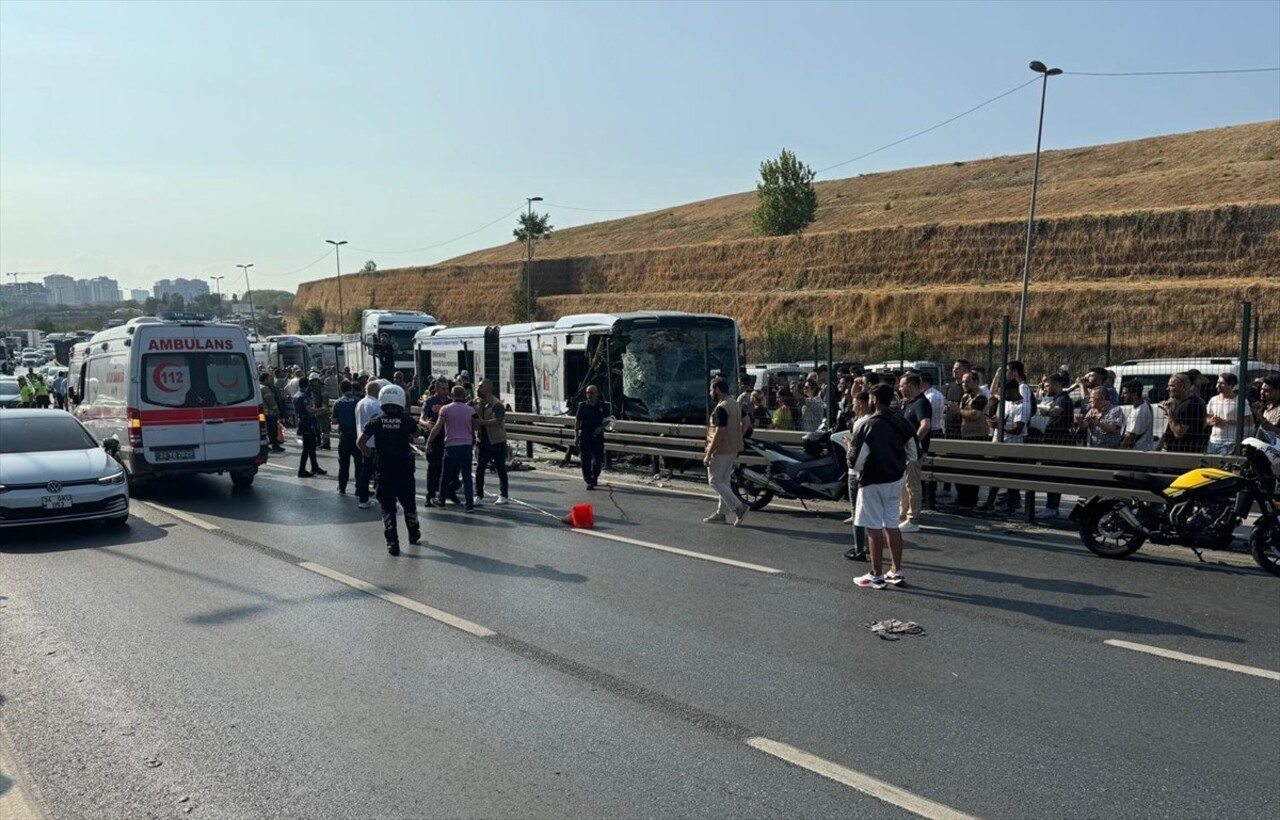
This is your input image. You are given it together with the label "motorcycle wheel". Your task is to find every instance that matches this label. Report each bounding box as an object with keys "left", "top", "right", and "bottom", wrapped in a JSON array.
[
  {"left": 1079, "top": 499, "right": 1146, "bottom": 558},
  {"left": 1248, "top": 520, "right": 1280, "bottom": 577},
  {"left": 731, "top": 467, "right": 774, "bottom": 511}
]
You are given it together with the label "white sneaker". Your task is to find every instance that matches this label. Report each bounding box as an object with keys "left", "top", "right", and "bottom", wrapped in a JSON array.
[
  {"left": 733, "top": 505, "right": 750, "bottom": 528},
  {"left": 897, "top": 521, "right": 921, "bottom": 533},
  {"left": 703, "top": 513, "right": 726, "bottom": 524},
  {"left": 357, "top": 500, "right": 376, "bottom": 510},
  {"left": 842, "top": 515, "right": 854, "bottom": 524},
  {"left": 494, "top": 496, "right": 510, "bottom": 505}
]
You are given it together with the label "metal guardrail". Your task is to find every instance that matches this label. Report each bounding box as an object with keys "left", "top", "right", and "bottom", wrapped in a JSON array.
[{"left": 505, "top": 412, "right": 1253, "bottom": 512}]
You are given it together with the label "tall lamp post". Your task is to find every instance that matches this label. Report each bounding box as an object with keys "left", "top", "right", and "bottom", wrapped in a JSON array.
[
  {"left": 1014, "top": 60, "right": 1062, "bottom": 361},
  {"left": 237, "top": 264, "right": 259, "bottom": 339},
  {"left": 326, "top": 239, "right": 348, "bottom": 333},
  {"left": 210, "top": 275, "right": 225, "bottom": 318},
  {"left": 524, "top": 196, "right": 543, "bottom": 322}
]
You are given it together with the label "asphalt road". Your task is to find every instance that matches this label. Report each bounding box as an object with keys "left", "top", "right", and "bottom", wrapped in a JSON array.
[{"left": 2, "top": 441, "right": 1278, "bottom": 820}]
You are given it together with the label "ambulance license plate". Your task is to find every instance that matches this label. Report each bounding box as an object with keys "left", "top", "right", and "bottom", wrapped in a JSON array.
[{"left": 154, "top": 448, "right": 196, "bottom": 462}]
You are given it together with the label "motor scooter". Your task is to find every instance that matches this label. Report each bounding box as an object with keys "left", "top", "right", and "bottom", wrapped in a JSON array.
[{"left": 730, "top": 427, "right": 853, "bottom": 511}]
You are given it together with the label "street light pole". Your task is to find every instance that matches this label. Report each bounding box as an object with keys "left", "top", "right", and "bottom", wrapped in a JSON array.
[
  {"left": 524, "top": 196, "right": 543, "bottom": 321},
  {"left": 210, "top": 275, "right": 225, "bottom": 318},
  {"left": 326, "top": 239, "right": 348, "bottom": 333},
  {"left": 237, "top": 264, "right": 259, "bottom": 339},
  {"left": 1015, "top": 60, "right": 1062, "bottom": 362}
]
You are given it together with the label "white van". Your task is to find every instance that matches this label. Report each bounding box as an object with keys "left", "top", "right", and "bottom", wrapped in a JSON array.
[{"left": 75, "top": 312, "right": 267, "bottom": 488}]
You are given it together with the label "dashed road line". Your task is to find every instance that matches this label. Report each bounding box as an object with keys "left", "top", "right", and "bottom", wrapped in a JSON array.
[
  {"left": 137, "top": 500, "right": 221, "bottom": 531},
  {"left": 298, "top": 561, "right": 496, "bottom": 638},
  {"left": 575, "top": 529, "right": 783, "bottom": 575},
  {"left": 747, "top": 737, "right": 981, "bottom": 820},
  {"left": 1103, "top": 639, "right": 1280, "bottom": 681}
]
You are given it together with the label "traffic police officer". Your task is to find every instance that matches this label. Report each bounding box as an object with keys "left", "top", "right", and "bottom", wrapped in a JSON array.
[{"left": 358, "top": 384, "right": 421, "bottom": 555}]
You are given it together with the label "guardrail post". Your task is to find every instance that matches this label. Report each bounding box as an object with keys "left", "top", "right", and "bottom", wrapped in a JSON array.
[{"left": 1235, "top": 301, "right": 1252, "bottom": 457}]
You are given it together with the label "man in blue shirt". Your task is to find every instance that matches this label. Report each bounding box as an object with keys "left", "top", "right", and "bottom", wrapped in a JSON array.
[{"left": 332, "top": 380, "right": 362, "bottom": 494}]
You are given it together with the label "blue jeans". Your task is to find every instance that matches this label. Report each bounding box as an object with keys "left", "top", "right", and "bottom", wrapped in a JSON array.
[
  {"left": 440, "top": 445, "right": 474, "bottom": 506},
  {"left": 1205, "top": 441, "right": 1234, "bottom": 456}
]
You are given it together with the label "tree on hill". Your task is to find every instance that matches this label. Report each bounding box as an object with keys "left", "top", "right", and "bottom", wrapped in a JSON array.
[
  {"left": 296, "top": 306, "right": 326, "bottom": 334},
  {"left": 343, "top": 309, "right": 362, "bottom": 334},
  {"left": 240, "top": 289, "right": 294, "bottom": 312},
  {"left": 752, "top": 149, "right": 818, "bottom": 237},
  {"left": 513, "top": 211, "right": 554, "bottom": 244},
  {"left": 510, "top": 284, "right": 538, "bottom": 323},
  {"left": 419, "top": 293, "right": 439, "bottom": 318},
  {"left": 363, "top": 260, "right": 377, "bottom": 273}
]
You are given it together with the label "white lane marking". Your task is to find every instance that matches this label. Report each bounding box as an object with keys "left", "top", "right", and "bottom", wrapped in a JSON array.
[
  {"left": 298, "top": 561, "right": 496, "bottom": 638},
  {"left": 262, "top": 463, "right": 293, "bottom": 471},
  {"left": 1104, "top": 639, "right": 1280, "bottom": 681},
  {"left": 138, "top": 500, "right": 221, "bottom": 531},
  {"left": 574, "top": 529, "right": 782, "bottom": 575},
  {"left": 747, "top": 737, "right": 980, "bottom": 820}
]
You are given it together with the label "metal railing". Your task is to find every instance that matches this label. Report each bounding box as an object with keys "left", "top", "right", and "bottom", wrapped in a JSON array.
[{"left": 505, "top": 412, "right": 1253, "bottom": 520}]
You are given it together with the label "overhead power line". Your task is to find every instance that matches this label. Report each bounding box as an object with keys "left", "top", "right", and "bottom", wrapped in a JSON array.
[
  {"left": 254, "top": 249, "right": 334, "bottom": 278},
  {"left": 814, "top": 77, "right": 1041, "bottom": 176},
  {"left": 350, "top": 205, "right": 526, "bottom": 255},
  {"left": 1066, "top": 66, "right": 1280, "bottom": 77}
]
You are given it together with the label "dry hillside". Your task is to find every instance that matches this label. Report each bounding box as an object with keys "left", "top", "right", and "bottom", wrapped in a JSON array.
[{"left": 294, "top": 121, "right": 1280, "bottom": 367}]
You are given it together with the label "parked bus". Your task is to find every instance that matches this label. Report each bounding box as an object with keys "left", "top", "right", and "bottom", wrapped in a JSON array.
[{"left": 344, "top": 309, "right": 437, "bottom": 378}]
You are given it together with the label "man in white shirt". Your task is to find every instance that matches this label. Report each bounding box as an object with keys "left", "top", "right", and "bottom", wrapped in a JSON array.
[
  {"left": 1206, "top": 372, "right": 1252, "bottom": 456},
  {"left": 1120, "top": 380, "right": 1154, "bottom": 451},
  {"left": 354, "top": 379, "right": 384, "bottom": 508}
]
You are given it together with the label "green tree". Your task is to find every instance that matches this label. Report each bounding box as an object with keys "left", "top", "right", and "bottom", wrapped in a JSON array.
[
  {"left": 757, "top": 316, "right": 815, "bottom": 363},
  {"left": 35, "top": 316, "right": 56, "bottom": 334},
  {"left": 513, "top": 211, "right": 554, "bottom": 244},
  {"left": 752, "top": 148, "right": 818, "bottom": 237},
  {"left": 241, "top": 289, "right": 294, "bottom": 312},
  {"left": 362, "top": 260, "right": 377, "bottom": 273},
  {"left": 343, "top": 309, "right": 362, "bottom": 334},
  {"left": 168, "top": 294, "right": 185, "bottom": 310},
  {"left": 419, "top": 293, "right": 439, "bottom": 317},
  {"left": 297, "top": 306, "right": 326, "bottom": 334},
  {"left": 143, "top": 296, "right": 161, "bottom": 315},
  {"left": 510, "top": 284, "right": 538, "bottom": 323}
]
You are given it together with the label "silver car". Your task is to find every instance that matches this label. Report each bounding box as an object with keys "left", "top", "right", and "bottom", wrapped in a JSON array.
[{"left": 0, "top": 409, "right": 129, "bottom": 527}]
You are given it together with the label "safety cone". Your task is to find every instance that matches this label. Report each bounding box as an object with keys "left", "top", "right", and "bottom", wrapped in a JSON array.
[{"left": 562, "top": 503, "right": 595, "bottom": 529}]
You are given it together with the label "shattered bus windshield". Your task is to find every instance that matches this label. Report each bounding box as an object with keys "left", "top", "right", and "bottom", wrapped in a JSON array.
[{"left": 613, "top": 320, "right": 738, "bottom": 423}]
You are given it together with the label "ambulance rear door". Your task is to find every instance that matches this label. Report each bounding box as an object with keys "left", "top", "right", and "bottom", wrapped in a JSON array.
[
  {"left": 136, "top": 326, "right": 209, "bottom": 466},
  {"left": 197, "top": 327, "right": 260, "bottom": 462}
]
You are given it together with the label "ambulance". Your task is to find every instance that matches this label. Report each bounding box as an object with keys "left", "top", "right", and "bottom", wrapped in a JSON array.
[{"left": 75, "top": 312, "right": 268, "bottom": 488}]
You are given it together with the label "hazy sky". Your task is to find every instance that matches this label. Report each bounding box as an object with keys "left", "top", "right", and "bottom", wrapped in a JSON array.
[{"left": 1, "top": 0, "right": 1277, "bottom": 296}]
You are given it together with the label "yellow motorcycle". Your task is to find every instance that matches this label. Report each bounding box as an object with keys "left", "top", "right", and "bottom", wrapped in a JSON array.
[{"left": 1072, "top": 438, "right": 1280, "bottom": 576}]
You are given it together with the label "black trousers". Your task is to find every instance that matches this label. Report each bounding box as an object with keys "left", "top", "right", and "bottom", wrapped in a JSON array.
[
  {"left": 378, "top": 476, "right": 419, "bottom": 547},
  {"left": 357, "top": 451, "right": 376, "bottom": 502},
  {"left": 337, "top": 432, "right": 362, "bottom": 491},
  {"left": 426, "top": 445, "right": 443, "bottom": 499},
  {"left": 298, "top": 432, "right": 321, "bottom": 474},
  {"left": 580, "top": 435, "right": 604, "bottom": 486},
  {"left": 266, "top": 415, "right": 281, "bottom": 448},
  {"left": 475, "top": 442, "right": 508, "bottom": 498}
]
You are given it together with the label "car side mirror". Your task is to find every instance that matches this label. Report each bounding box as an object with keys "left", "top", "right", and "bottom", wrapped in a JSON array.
[{"left": 103, "top": 438, "right": 121, "bottom": 456}]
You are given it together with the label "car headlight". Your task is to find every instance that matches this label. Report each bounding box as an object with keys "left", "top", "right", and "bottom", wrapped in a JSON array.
[{"left": 97, "top": 470, "right": 126, "bottom": 485}]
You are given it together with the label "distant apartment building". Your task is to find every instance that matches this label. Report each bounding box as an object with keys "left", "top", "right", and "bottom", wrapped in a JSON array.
[
  {"left": 130, "top": 288, "right": 150, "bottom": 303},
  {"left": 0, "top": 281, "right": 50, "bottom": 306},
  {"left": 41, "top": 274, "right": 121, "bottom": 305},
  {"left": 153, "top": 278, "right": 210, "bottom": 304}
]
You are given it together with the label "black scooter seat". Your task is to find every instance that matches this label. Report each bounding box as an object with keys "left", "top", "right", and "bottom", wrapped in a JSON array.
[{"left": 1112, "top": 470, "right": 1175, "bottom": 493}]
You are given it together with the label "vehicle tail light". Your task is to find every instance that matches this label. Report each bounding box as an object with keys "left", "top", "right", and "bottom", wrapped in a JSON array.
[
  {"left": 258, "top": 404, "right": 268, "bottom": 444},
  {"left": 127, "top": 407, "right": 144, "bottom": 448}
]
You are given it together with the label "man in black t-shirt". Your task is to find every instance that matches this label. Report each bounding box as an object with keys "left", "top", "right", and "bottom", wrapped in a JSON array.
[
  {"left": 372, "top": 332, "right": 397, "bottom": 381},
  {"left": 358, "top": 384, "right": 421, "bottom": 555},
  {"left": 1160, "top": 373, "right": 1209, "bottom": 453},
  {"left": 575, "top": 387, "right": 609, "bottom": 490},
  {"left": 1040, "top": 373, "right": 1075, "bottom": 517},
  {"left": 898, "top": 373, "right": 932, "bottom": 532}
]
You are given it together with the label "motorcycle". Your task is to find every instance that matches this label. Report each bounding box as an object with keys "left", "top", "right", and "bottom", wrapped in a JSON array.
[
  {"left": 730, "top": 427, "right": 852, "bottom": 511},
  {"left": 1071, "top": 437, "right": 1280, "bottom": 576}
]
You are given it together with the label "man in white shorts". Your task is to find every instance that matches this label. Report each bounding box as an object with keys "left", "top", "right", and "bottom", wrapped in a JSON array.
[{"left": 850, "top": 383, "right": 919, "bottom": 589}]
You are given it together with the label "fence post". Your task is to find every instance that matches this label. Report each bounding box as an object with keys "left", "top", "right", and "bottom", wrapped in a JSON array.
[
  {"left": 899, "top": 330, "right": 906, "bottom": 370},
  {"left": 1235, "top": 301, "right": 1252, "bottom": 457},
  {"left": 986, "top": 327, "right": 995, "bottom": 387},
  {"left": 1253, "top": 312, "right": 1261, "bottom": 360},
  {"left": 998, "top": 317, "right": 1010, "bottom": 444},
  {"left": 704, "top": 333, "right": 711, "bottom": 420},
  {"left": 826, "top": 324, "right": 835, "bottom": 427},
  {"left": 813, "top": 336, "right": 819, "bottom": 369},
  {"left": 1104, "top": 320, "right": 1113, "bottom": 367}
]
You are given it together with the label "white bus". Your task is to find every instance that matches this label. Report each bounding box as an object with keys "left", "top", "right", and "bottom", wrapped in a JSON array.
[{"left": 345, "top": 309, "right": 437, "bottom": 379}]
